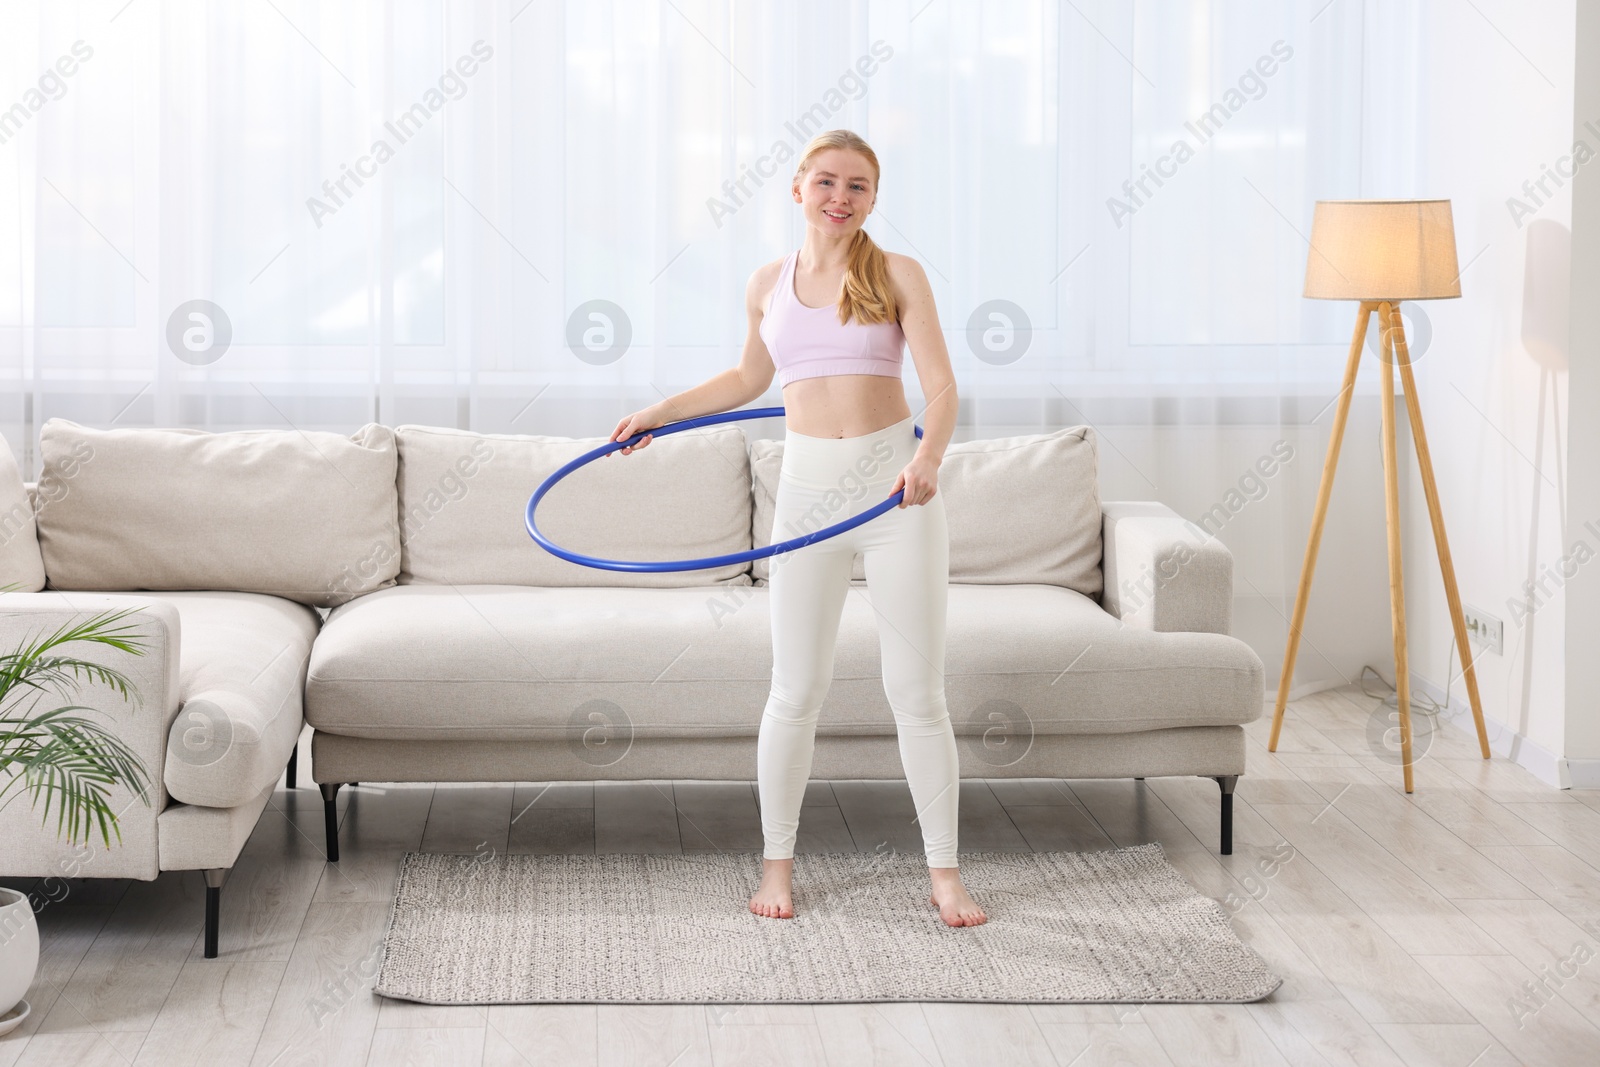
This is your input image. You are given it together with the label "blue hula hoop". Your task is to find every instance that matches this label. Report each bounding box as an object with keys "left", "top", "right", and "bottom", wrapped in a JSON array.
[{"left": 524, "top": 405, "right": 923, "bottom": 573}]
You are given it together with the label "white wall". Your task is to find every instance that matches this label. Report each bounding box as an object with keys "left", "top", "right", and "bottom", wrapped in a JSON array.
[
  {"left": 1401, "top": 0, "right": 1576, "bottom": 783},
  {"left": 1565, "top": 0, "right": 1600, "bottom": 785}
]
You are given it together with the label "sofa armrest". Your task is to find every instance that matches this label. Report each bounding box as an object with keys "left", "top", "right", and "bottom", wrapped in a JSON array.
[
  {"left": 1100, "top": 501, "right": 1234, "bottom": 635},
  {"left": 0, "top": 592, "right": 182, "bottom": 879}
]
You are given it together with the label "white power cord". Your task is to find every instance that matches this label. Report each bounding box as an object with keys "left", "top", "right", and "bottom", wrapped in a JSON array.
[{"left": 1357, "top": 634, "right": 1457, "bottom": 720}]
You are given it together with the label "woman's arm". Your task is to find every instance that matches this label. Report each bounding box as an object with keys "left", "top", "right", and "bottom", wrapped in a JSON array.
[
  {"left": 893, "top": 254, "right": 959, "bottom": 467},
  {"left": 609, "top": 262, "right": 781, "bottom": 452}
]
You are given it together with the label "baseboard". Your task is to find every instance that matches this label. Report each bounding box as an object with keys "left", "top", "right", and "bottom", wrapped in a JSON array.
[
  {"left": 1284, "top": 678, "right": 1348, "bottom": 703},
  {"left": 1563, "top": 759, "right": 1600, "bottom": 789},
  {"left": 1408, "top": 671, "right": 1573, "bottom": 790}
]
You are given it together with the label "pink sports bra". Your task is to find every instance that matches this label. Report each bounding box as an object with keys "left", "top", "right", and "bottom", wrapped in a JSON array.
[{"left": 759, "top": 249, "right": 905, "bottom": 387}]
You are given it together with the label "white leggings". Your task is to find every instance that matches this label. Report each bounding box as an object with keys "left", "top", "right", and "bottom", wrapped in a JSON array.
[{"left": 757, "top": 413, "right": 961, "bottom": 868}]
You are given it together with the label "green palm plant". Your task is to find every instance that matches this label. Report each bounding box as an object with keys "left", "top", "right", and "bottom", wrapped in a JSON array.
[{"left": 0, "top": 602, "right": 152, "bottom": 847}]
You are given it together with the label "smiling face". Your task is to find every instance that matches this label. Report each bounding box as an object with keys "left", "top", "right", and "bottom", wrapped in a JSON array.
[{"left": 794, "top": 147, "right": 876, "bottom": 237}]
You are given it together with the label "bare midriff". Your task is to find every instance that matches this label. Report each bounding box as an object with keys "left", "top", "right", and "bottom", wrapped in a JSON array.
[{"left": 780, "top": 374, "right": 913, "bottom": 439}]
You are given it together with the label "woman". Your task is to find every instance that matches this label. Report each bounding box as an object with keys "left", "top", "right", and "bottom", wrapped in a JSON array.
[{"left": 609, "top": 130, "right": 984, "bottom": 928}]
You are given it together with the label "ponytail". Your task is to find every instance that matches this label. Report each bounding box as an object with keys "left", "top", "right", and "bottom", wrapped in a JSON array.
[{"left": 838, "top": 228, "right": 899, "bottom": 327}]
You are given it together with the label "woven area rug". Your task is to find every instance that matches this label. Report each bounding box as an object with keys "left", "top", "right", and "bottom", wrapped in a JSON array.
[{"left": 374, "top": 843, "right": 1282, "bottom": 1005}]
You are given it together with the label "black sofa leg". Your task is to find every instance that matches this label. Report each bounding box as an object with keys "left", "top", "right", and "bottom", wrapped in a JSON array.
[
  {"left": 203, "top": 868, "right": 228, "bottom": 959},
  {"left": 285, "top": 746, "right": 298, "bottom": 790},
  {"left": 321, "top": 783, "right": 342, "bottom": 862},
  {"left": 1212, "top": 775, "right": 1238, "bottom": 855}
]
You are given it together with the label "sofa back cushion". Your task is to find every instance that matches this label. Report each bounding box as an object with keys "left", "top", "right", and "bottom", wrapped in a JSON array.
[
  {"left": 751, "top": 425, "right": 1103, "bottom": 598},
  {"left": 34, "top": 419, "right": 400, "bottom": 607},
  {"left": 396, "top": 424, "right": 753, "bottom": 588},
  {"left": 0, "top": 434, "right": 45, "bottom": 592}
]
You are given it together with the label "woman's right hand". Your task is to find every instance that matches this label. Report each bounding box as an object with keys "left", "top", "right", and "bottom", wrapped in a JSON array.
[{"left": 608, "top": 406, "right": 667, "bottom": 457}]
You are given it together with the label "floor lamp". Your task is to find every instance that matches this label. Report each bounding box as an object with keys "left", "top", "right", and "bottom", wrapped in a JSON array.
[{"left": 1268, "top": 199, "right": 1492, "bottom": 793}]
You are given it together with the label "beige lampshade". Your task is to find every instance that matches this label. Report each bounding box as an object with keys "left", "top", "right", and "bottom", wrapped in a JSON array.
[{"left": 1303, "top": 199, "right": 1461, "bottom": 300}]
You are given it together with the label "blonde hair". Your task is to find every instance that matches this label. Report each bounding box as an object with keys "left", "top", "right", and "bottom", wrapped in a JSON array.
[{"left": 791, "top": 130, "right": 899, "bottom": 327}]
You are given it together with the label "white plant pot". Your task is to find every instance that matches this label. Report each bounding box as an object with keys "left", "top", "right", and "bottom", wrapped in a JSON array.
[{"left": 0, "top": 887, "right": 39, "bottom": 1020}]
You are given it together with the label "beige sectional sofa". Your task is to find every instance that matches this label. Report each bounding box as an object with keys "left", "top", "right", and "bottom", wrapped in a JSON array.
[
  {"left": 0, "top": 420, "right": 395, "bottom": 957},
  {"left": 0, "top": 414, "right": 1265, "bottom": 957}
]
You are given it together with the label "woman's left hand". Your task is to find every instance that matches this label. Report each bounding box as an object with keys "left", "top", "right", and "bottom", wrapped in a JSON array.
[{"left": 891, "top": 456, "right": 940, "bottom": 508}]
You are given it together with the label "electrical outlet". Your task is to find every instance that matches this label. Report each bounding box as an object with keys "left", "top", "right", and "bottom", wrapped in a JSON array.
[{"left": 1462, "top": 603, "right": 1503, "bottom": 656}]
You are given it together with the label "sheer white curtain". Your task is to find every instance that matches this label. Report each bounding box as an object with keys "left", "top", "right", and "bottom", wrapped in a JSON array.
[{"left": 1, "top": 0, "right": 1417, "bottom": 687}]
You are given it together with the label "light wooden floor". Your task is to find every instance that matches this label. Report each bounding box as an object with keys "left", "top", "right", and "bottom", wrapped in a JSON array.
[{"left": 3, "top": 683, "right": 1599, "bottom": 1066}]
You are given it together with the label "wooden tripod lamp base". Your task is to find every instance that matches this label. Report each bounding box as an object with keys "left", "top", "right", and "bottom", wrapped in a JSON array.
[{"left": 1268, "top": 201, "right": 1492, "bottom": 793}]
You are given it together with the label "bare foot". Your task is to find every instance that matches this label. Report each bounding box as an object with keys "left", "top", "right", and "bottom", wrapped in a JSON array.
[
  {"left": 749, "top": 857, "right": 795, "bottom": 918},
  {"left": 928, "top": 866, "right": 986, "bottom": 927}
]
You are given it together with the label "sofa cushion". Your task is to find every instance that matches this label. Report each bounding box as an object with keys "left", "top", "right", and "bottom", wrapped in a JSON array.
[
  {"left": 153, "top": 591, "right": 320, "bottom": 809},
  {"left": 396, "top": 423, "right": 753, "bottom": 589},
  {"left": 305, "top": 583, "right": 1261, "bottom": 742},
  {"left": 751, "top": 425, "right": 1103, "bottom": 599},
  {"left": 34, "top": 419, "right": 400, "bottom": 607},
  {"left": 0, "top": 434, "right": 45, "bottom": 592}
]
